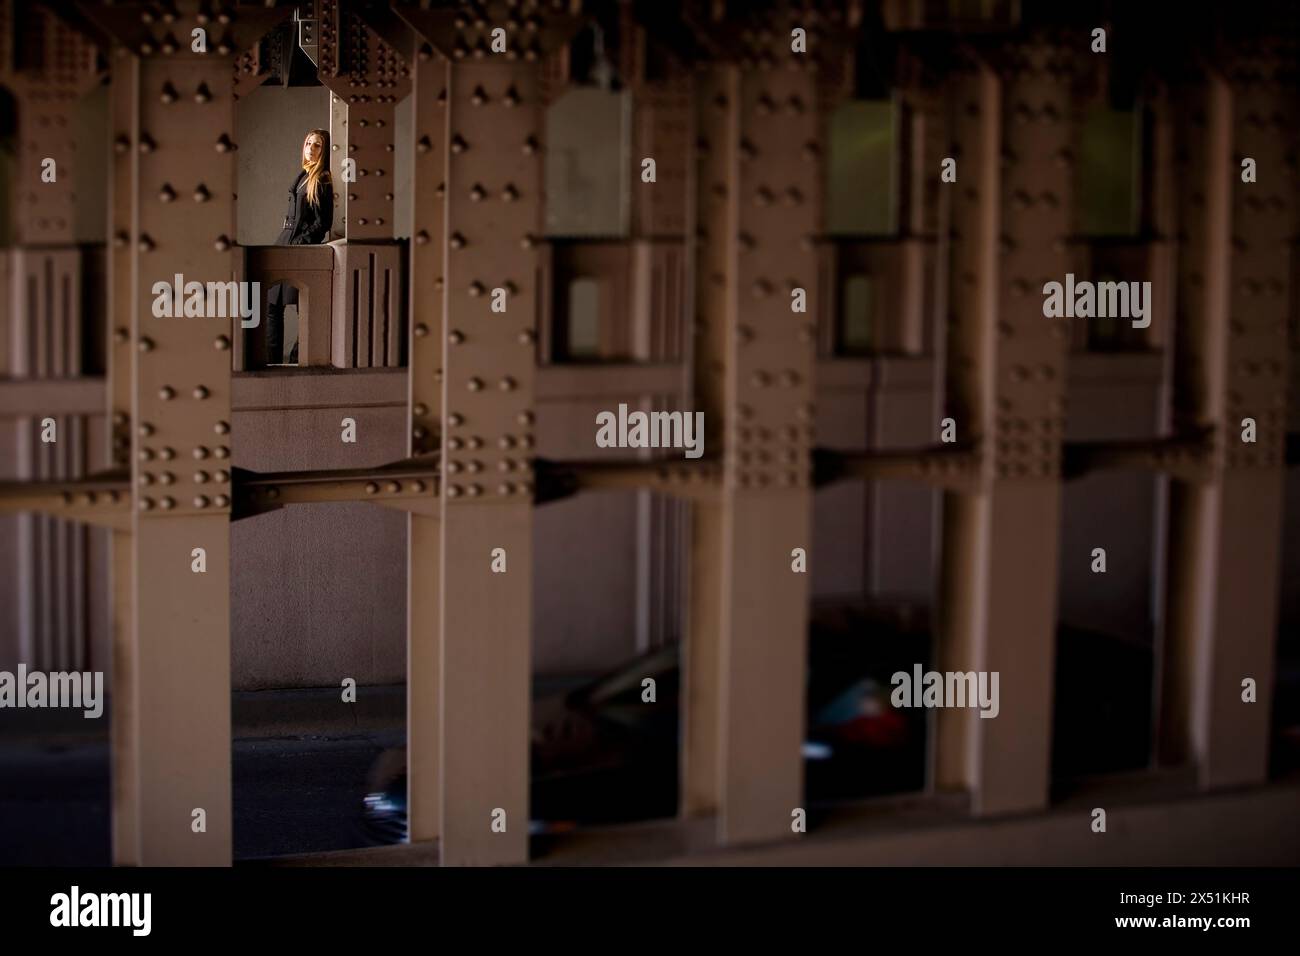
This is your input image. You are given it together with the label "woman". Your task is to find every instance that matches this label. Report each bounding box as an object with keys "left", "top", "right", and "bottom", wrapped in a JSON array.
[{"left": 266, "top": 128, "right": 334, "bottom": 364}]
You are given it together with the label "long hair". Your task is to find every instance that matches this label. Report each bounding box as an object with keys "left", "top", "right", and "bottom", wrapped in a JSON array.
[{"left": 302, "top": 128, "right": 331, "bottom": 208}]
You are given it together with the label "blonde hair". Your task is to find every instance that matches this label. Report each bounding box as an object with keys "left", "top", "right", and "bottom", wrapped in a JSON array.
[{"left": 302, "top": 128, "right": 331, "bottom": 208}]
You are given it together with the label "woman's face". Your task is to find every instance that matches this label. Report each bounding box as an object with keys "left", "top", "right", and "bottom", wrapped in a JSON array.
[{"left": 302, "top": 134, "right": 324, "bottom": 165}]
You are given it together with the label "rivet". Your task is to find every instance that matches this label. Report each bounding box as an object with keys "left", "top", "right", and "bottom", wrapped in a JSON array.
[
  {"left": 159, "top": 497, "right": 175, "bottom": 511},
  {"left": 365, "top": 482, "right": 379, "bottom": 495},
  {"left": 214, "top": 421, "right": 230, "bottom": 435},
  {"left": 158, "top": 385, "right": 175, "bottom": 400},
  {"left": 193, "top": 446, "right": 210, "bottom": 460},
  {"left": 139, "top": 498, "right": 155, "bottom": 511},
  {"left": 386, "top": 481, "right": 401, "bottom": 493},
  {"left": 214, "top": 335, "right": 231, "bottom": 351},
  {"left": 448, "top": 413, "right": 464, "bottom": 427},
  {"left": 194, "top": 496, "right": 210, "bottom": 509},
  {"left": 193, "top": 184, "right": 211, "bottom": 203},
  {"left": 467, "top": 484, "right": 482, "bottom": 497},
  {"left": 194, "top": 471, "right": 210, "bottom": 484},
  {"left": 214, "top": 495, "right": 229, "bottom": 508},
  {"left": 499, "top": 377, "right": 516, "bottom": 391},
  {"left": 469, "top": 281, "right": 485, "bottom": 297},
  {"left": 467, "top": 378, "right": 483, "bottom": 391},
  {"left": 414, "top": 323, "right": 429, "bottom": 337},
  {"left": 158, "top": 447, "right": 175, "bottom": 461},
  {"left": 450, "top": 233, "right": 466, "bottom": 250},
  {"left": 518, "top": 329, "right": 536, "bottom": 345},
  {"left": 193, "top": 385, "right": 210, "bottom": 400},
  {"left": 213, "top": 447, "right": 229, "bottom": 459}
]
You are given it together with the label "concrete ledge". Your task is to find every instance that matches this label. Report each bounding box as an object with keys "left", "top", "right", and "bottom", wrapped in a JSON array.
[{"left": 257, "top": 777, "right": 1300, "bottom": 868}]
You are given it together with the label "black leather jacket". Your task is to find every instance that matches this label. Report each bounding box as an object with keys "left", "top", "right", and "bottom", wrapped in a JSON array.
[{"left": 275, "top": 169, "right": 334, "bottom": 245}]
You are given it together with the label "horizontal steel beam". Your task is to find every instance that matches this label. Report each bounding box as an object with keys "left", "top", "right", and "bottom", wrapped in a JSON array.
[{"left": 0, "top": 377, "right": 107, "bottom": 417}]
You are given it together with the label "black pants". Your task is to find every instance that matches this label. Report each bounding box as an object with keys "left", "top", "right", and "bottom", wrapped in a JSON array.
[{"left": 266, "top": 282, "right": 299, "bottom": 364}]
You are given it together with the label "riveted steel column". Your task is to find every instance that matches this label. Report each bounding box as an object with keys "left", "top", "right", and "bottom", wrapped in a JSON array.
[
  {"left": 684, "top": 19, "right": 820, "bottom": 841},
  {"left": 316, "top": 1, "right": 411, "bottom": 241},
  {"left": 936, "top": 39, "right": 1073, "bottom": 816},
  {"left": 405, "top": 40, "right": 448, "bottom": 845},
  {"left": 86, "top": 2, "right": 290, "bottom": 866},
  {"left": 1160, "top": 50, "right": 1294, "bottom": 788},
  {"left": 439, "top": 57, "right": 539, "bottom": 866},
  {"left": 683, "top": 63, "right": 729, "bottom": 820},
  {"left": 107, "top": 50, "right": 141, "bottom": 865}
]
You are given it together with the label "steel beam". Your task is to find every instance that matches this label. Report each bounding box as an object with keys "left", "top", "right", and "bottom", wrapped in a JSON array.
[
  {"left": 1158, "top": 52, "right": 1294, "bottom": 788},
  {"left": 935, "top": 39, "right": 1074, "bottom": 816},
  {"left": 85, "top": 0, "right": 291, "bottom": 866}
]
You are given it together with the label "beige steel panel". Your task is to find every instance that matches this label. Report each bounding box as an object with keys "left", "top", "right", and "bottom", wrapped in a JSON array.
[
  {"left": 682, "top": 63, "right": 733, "bottom": 827},
  {"left": 132, "top": 514, "right": 230, "bottom": 865},
  {"left": 108, "top": 53, "right": 139, "bottom": 473},
  {"left": 1160, "top": 60, "right": 1293, "bottom": 789},
  {"left": 108, "top": 526, "right": 138, "bottom": 863},
  {"left": 631, "top": 76, "right": 692, "bottom": 239},
  {"left": 83, "top": 2, "right": 292, "bottom": 866},
  {"left": 400, "top": 50, "right": 470, "bottom": 860},
  {"left": 0, "top": 377, "right": 105, "bottom": 416},
  {"left": 407, "top": 48, "right": 448, "bottom": 451},
  {"left": 4, "top": 4, "right": 99, "bottom": 248},
  {"left": 680, "top": 9, "right": 823, "bottom": 845},
  {"left": 407, "top": 511, "right": 440, "bottom": 842},
  {"left": 682, "top": 499, "right": 723, "bottom": 815},
  {"left": 316, "top": 1, "right": 411, "bottom": 242},
  {"left": 439, "top": 55, "right": 542, "bottom": 866},
  {"left": 936, "top": 41, "right": 1073, "bottom": 815},
  {"left": 330, "top": 243, "right": 404, "bottom": 368},
  {"left": 720, "top": 61, "right": 818, "bottom": 845}
]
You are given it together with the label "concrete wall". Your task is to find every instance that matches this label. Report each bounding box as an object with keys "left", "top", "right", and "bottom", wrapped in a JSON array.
[
  {"left": 236, "top": 84, "right": 332, "bottom": 247},
  {"left": 230, "top": 370, "right": 408, "bottom": 690}
]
